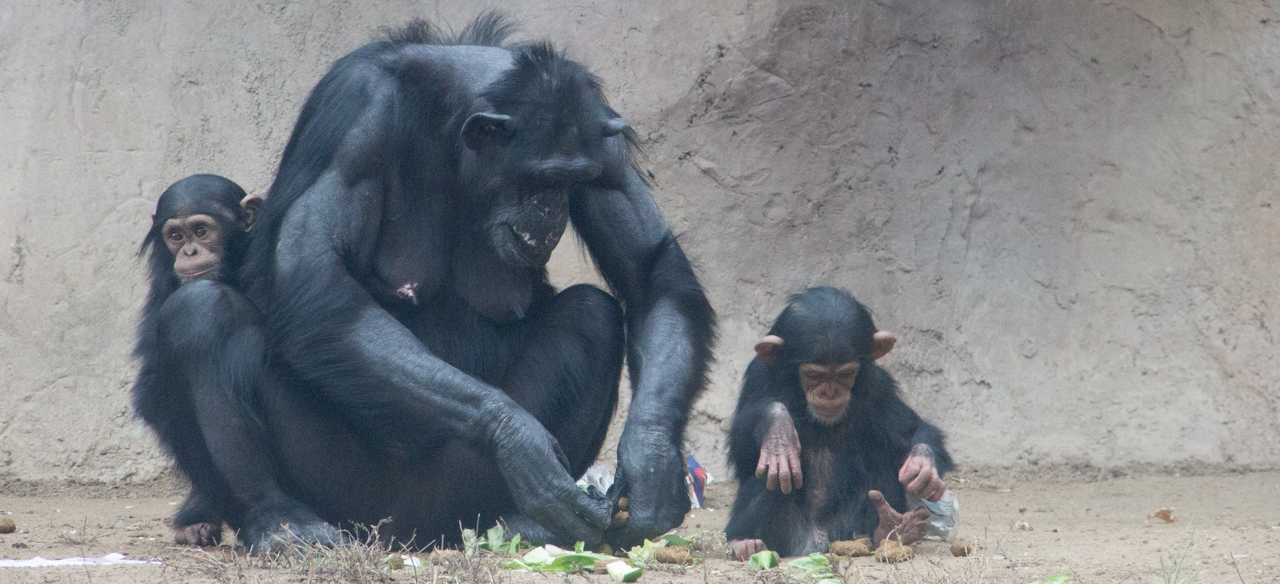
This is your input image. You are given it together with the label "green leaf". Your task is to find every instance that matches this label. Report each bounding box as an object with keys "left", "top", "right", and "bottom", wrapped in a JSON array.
[
  {"left": 522, "top": 546, "right": 553, "bottom": 565},
  {"left": 625, "top": 538, "right": 666, "bottom": 566},
  {"left": 607, "top": 560, "right": 643, "bottom": 582},
  {"left": 485, "top": 524, "right": 505, "bottom": 552},
  {"left": 661, "top": 534, "right": 696, "bottom": 548},
  {"left": 461, "top": 528, "right": 479, "bottom": 558},
  {"left": 1028, "top": 573, "right": 1069, "bottom": 584},
  {"left": 505, "top": 533, "right": 524, "bottom": 554},
  {"left": 748, "top": 550, "right": 780, "bottom": 570},
  {"left": 575, "top": 541, "right": 586, "bottom": 553}
]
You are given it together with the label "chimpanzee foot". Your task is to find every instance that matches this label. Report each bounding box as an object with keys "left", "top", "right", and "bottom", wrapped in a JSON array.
[
  {"left": 729, "top": 539, "right": 767, "bottom": 561},
  {"left": 245, "top": 504, "right": 347, "bottom": 556},
  {"left": 173, "top": 522, "right": 222, "bottom": 547},
  {"left": 172, "top": 491, "right": 223, "bottom": 546}
]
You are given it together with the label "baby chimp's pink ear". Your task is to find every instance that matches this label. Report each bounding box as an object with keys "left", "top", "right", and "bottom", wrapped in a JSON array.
[
  {"left": 872, "top": 331, "right": 896, "bottom": 360},
  {"left": 754, "top": 335, "right": 785, "bottom": 365}
]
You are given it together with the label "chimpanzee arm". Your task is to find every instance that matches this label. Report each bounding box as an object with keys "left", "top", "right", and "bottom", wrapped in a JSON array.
[
  {"left": 571, "top": 158, "right": 716, "bottom": 546},
  {"left": 727, "top": 375, "right": 779, "bottom": 481},
  {"left": 267, "top": 166, "right": 610, "bottom": 544}
]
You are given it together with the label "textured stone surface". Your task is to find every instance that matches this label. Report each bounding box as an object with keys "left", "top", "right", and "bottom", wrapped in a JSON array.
[{"left": 1, "top": 0, "right": 1277, "bottom": 483}]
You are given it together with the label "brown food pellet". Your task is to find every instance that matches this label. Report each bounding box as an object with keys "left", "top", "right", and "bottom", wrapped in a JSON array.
[
  {"left": 874, "top": 540, "right": 914, "bottom": 563},
  {"left": 611, "top": 510, "right": 630, "bottom": 528},
  {"left": 0, "top": 518, "right": 15, "bottom": 534},
  {"left": 655, "top": 546, "right": 692, "bottom": 564},
  {"left": 951, "top": 539, "right": 974, "bottom": 557},
  {"left": 829, "top": 538, "right": 873, "bottom": 557},
  {"left": 617, "top": 497, "right": 629, "bottom": 511}
]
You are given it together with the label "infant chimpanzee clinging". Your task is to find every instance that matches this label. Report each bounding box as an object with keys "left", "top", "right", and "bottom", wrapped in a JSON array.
[{"left": 725, "top": 287, "right": 954, "bottom": 559}]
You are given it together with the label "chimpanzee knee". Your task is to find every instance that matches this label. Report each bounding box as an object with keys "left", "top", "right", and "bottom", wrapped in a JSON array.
[
  {"left": 156, "top": 280, "right": 258, "bottom": 354},
  {"left": 552, "top": 283, "right": 624, "bottom": 352}
]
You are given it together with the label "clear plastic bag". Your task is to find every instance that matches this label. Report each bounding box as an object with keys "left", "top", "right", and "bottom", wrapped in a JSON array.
[{"left": 913, "top": 490, "right": 960, "bottom": 541}]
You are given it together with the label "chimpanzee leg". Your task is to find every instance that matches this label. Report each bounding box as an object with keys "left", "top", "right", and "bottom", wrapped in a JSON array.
[
  {"left": 501, "top": 284, "right": 625, "bottom": 477},
  {"left": 725, "top": 478, "right": 821, "bottom": 557},
  {"left": 378, "top": 284, "right": 624, "bottom": 546},
  {"left": 157, "top": 281, "right": 342, "bottom": 552}
]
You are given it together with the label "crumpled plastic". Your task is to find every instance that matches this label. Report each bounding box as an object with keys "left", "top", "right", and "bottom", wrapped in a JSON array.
[{"left": 0, "top": 553, "right": 160, "bottom": 568}]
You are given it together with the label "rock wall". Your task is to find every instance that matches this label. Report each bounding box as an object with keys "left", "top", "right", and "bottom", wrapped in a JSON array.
[{"left": 2, "top": 0, "right": 1277, "bottom": 483}]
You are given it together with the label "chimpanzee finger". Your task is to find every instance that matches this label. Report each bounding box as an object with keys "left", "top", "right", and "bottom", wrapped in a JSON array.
[
  {"left": 869, "top": 489, "right": 897, "bottom": 520},
  {"left": 566, "top": 489, "right": 613, "bottom": 534},
  {"left": 898, "top": 457, "right": 921, "bottom": 483},
  {"left": 786, "top": 448, "right": 803, "bottom": 490},
  {"left": 778, "top": 455, "right": 793, "bottom": 494},
  {"left": 925, "top": 477, "right": 946, "bottom": 502},
  {"left": 907, "top": 466, "right": 935, "bottom": 494},
  {"left": 765, "top": 457, "right": 780, "bottom": 491}
]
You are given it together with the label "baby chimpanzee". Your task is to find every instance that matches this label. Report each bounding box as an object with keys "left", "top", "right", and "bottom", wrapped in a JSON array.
[
  {"left": 134, "top": 174, "right": 263, "bottom": 547},
  {"left": 725, "top": 287, "right": 953, "bottom": 559}
]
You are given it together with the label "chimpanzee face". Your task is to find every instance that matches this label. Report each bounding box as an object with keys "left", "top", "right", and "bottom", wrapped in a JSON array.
[
  {"left": 799, "top": 361, "right": 861, "bottom": 424},
  {"left": 461, "top": 109, "right": 624, "bottom": 268},
  {"left": 162, "top": 213, "right": 232, "bottom": 284}
]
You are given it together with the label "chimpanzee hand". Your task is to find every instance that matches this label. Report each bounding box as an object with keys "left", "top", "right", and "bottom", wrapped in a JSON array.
[
  {"left": 869, "top": 490, "right": 931, "bottom": 545},
  {"left": 606, "top": 424, "right": 690, "bottom": 549},
  {"left": 492, "top": 409, "right": 611, "bottom": 545},
  {"left": 756, "top": 403, "right": 802, "bottom": 493},
  {"left": 897, "top": 445, "right": 946, "bottom": 502}
]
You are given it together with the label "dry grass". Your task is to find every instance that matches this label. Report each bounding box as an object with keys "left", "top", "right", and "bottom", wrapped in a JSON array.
[{"left": 172, "top": 522, "right": 513, "bottom": 584}]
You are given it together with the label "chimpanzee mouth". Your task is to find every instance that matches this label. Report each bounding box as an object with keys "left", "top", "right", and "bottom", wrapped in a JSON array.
[
  {"left": 503, "top": 222, "right": 565, "bottom": 267},
  {"left": 175, "top": 264, "right": 219, "bottom": 283},
  {"left": 809, "top": 403, "right": 849, "bottom": 424}
]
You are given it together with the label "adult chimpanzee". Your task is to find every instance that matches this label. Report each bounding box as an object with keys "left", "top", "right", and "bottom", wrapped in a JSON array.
[
  {"left": 152, "top": 15, "right": 715, "bottom": 552},
  {"left": 133, "top": 174, "right": 264, "bottom": 547},
  {"left": 724, "top": 287, "right": 952, "bottom": 560}
]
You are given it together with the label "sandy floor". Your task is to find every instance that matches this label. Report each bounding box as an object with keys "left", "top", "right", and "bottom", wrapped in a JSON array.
[{"left": 1, "top": 470, "right": 1277, "bottom": 583}]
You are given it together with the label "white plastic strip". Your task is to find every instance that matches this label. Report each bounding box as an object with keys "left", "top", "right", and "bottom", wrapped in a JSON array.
[{"left": 0, "top": 553, "right": 161, "bottom": 567}]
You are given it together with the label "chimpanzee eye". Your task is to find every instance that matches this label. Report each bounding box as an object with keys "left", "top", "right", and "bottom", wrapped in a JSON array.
[
  {"left": 167, "top": 230, "right": 183, "bottom": 242},
  {"left": 194, "top": 225, "right": 209, "bottom": 238}
]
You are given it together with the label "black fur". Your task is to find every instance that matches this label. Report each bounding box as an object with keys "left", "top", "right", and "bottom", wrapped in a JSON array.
[
  {"left": 133, "top": 175, "right": 260, "bottom": 541},
  {"left": 154, "top": 14, "right": 713, "bottom": 552},
  {"left": 724, "top": 287, "right": 952, "bottom": 556}
]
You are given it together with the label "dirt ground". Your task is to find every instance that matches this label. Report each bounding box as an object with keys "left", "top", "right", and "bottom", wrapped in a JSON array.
[{"left": 1, "top": 470, "right": 1277, "bottom": 584}]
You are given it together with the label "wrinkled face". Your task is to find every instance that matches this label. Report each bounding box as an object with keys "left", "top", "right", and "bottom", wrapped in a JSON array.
[
  {"left": 162, "top": 213, "right": 227, "bottom": 283},
  {"left": 461, "top": 109, "right": 626, "bottom": 268},
  {"left": 800, "top": 361, "right": 861, "bottom": 424},
  {"left": 485, "top": 178, "right": 572, "bottom": 268}
]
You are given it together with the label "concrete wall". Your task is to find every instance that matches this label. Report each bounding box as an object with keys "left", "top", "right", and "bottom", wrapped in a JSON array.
[{"left": 2, "top": 0, "right": 1277, "bottom": 483}]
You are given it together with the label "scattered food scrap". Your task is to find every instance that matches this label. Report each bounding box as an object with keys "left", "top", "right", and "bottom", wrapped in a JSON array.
[
  {"left": 1147, "top": 508, "right": 1177, "bottom": 523},
  {"left": 951, "top": 539, "right": 974, "bottom": 557},
  {"left": 829, "top": 538, "right": 873, "bottom": 557},
  {"left": 607, "top": 560, "right": 642, "bottom": 582},
  {"left": 874, "top": 540, "right": 914, "bottom": 563},
  {"left": 1015, "top": 520, "right": 1034, "bottom": 531},
  {"left": 504, "top": 543, "right": 618, "bottom": 574},
  {"left": 0, "top": 518, "right": 14, "bottom": 534},
  {"left": 787, "top": 553, "right": 841, "bottom": 583},
  {"left": 748, "top": 549, "right": 779, "bottom": 570},
  {"left": 653, "top": 546, "right": 691, "bottom": 564}
]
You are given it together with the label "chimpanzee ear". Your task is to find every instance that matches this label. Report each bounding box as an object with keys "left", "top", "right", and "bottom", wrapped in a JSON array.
[
  {"left": 462, "top": 112, "right": 514, "bottom": 151},
  {"left": 872, "top": 330, "right": 896, "bottom": 360},
  {"left": 602, "top": 117, "right": 629, "bottom": 137},
  {"left": 240, "top": 195, "right": 264, "bottom": 231},
  {"left": 754, "top": 335, "right": 785, "bottom": 365}
]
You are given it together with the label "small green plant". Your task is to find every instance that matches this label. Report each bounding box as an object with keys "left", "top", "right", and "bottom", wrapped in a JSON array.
[{"left": 1160, "top": 527, "right": 1201, "bottom": 584}]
